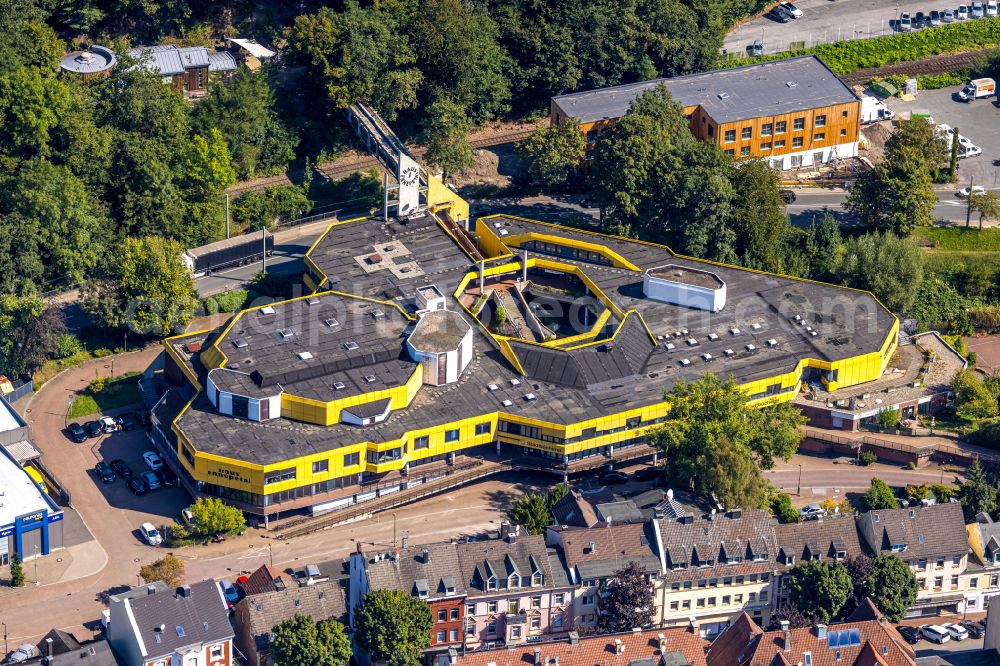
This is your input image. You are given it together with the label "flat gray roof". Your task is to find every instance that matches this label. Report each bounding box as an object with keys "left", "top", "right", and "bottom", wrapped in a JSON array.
[
  {"left": 551, "top": 55, "right": 859, "bottom": 125},
  {"left": 59, "top": 46, "right": 116, "bottom": 74}
]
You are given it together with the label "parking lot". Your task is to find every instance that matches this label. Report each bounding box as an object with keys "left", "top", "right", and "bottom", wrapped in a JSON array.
[{"left": 885, "top": 85, "right": 1000, "bottom": 189}]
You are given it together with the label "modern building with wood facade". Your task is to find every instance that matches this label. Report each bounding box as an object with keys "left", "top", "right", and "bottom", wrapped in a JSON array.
[
  {"left": 129, "top": 44, "right": 237, "bottom": 97},
  {"left": 550, "top": 55, "right": 861, "bottom": 171}
]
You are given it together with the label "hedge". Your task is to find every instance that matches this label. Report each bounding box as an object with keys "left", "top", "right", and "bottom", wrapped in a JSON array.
[{"left": 723, "top": 17, "right": 1000, "bottom": 74}]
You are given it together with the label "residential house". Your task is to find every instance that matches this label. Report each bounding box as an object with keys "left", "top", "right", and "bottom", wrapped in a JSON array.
[
  {"left": 774, "top": 515, "right": 865, "bottom": 607},
  {"left": 707, "top": 599, "right": 916, "bottom": 666},
  {"left": 107, "top": 580, "right": 234, "bottom": 666},
  {"left": 238, "top": 564, "right": 292, "bottom": 597},
  {"left": 455, "top": 525, "right": 575, "bottom": 649},
  {"left": 655, "top": 510, "right": 780, "bottom": 635},
  {"left": 349, "top": 540, "right": 466, "bottom": 655},
  {"left": 551, "top": 488, "right": 691, "bottom": 528},
  {"left": 233, "top": 579, "right": 346, "bottom": 666},
  {"left": 23, "top": 634, "right": 120, "bottom": 666},
  {"left": 964, "top": 512, "right": 1000, "bottom": 613},
  {"left": 550, "top": 490, "right": 600, "bottom": 527},
  {"left": 452, "top": 627, "right": 708, "bottom": 666},
  {"left": 547, "top": 520, "right": 661, "bottom": 630},
  {"left": 129, "top": 45, "right": 237, "bottom": 97},
  {"left": 856, "top": 502, "right": 970, "bottom": 617}
]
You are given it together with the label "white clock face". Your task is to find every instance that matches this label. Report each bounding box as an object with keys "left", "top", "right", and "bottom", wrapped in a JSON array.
[{"left": 401, "top": 166, "right": 419, "bottom": 186}]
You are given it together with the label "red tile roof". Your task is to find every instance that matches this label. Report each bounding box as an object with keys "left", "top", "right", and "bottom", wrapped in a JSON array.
[
  {"left": 454, "top": 627, "right": 708, "bottom": 666},
  {"left": 240, "top": 564, "right": 292, "bottom": 596}
]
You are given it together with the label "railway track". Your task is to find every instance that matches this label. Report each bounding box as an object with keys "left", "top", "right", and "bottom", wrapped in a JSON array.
[{"left": 842, "top": 48, "right": 996, "bottom": 85}]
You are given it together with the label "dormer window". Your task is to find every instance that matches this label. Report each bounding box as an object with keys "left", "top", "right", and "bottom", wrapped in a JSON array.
[
  {"left": 532, "top": 572, "right": 543, "bottom": 586},
  {"left": 891, "top": 544, "right": 907, "bottom": 553},
  {"left": 787, "top": 555, "right": 796, "bottom": 565},
  {"left": 509, "top": 574, "right": 520, "bottom": 589},
  {"left": 487, "top": 577, "right": 497, "bottom": 591}
]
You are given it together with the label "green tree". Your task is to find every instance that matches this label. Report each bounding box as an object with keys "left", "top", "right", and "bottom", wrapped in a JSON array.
[
  {"left": 969, "top": 191, "right": 1000, "bottom": 230},
  {"left": 139, "top": 554, "right": 185, "bottom": 587},
  {"left": 951, "top": 369, "right": 999, "bottom": 420},
  {"left": 885, "top": 117, "right": 949, "bottom": 170},
  {"left": 846, "top": 158, "right": 937, "bottom": 235},
  {"left": 787, "top": 560, "right": 853, "bottom": 623},
  {"left": 506, "top": 484, "right": 568, "bottom": 535},
  {"left": 517, "top": 120, "right": 586, "bottom": 189},
  {"left": 649, "top": 373, "right": 805, "bottom": 509},
  {"left": 0, "top": 66, "right": 72, "bottom": 159},
  {"left": 271, "top": 614, "right": 352, "bottom": 666},
  {"left": 353, "top": 589, "right": 433, "bottom": 666},
  {"left": 771, "top": 493, "right": 799, "bottom": 524},
  {"left": 728, "top": 159, "right": 792, "bottom": 273},
  {"left": 9, "top": 550, "right": 24, "bottom": 587},
  {"left": 187, "top": 497, "right": 246, "bottom": 536},
  {"left": 843, "top": 554, "right": 875, "bottom": 615},
  {"left": 82, "top": 236, "right": 198, "bottom": 337},
  {"left": 422, "top": 96, "right": 474, "bottom": 178},
  {"left": 232, "top": 185, "right": 313, "bottom": 232},
  {"left": 833, "top": 232, "right": 924, "bottom": 313},
  {"left": 597, "top": 561, "right": 655, "bottom": 632},
  {"left": 0, "top": 295, "right": 66, "bottom": 377},
  {"left": 179, "top": 128, "right": 237, "bottom": 199},
  {"left": 958, "top": 459, "right": 997, "bottom": 521},
  {"left": 861, "top": 477, "right": 898, "bottom": 511},
  {"left": 867, "top": 554, "right": 918, "bottom": 622}
]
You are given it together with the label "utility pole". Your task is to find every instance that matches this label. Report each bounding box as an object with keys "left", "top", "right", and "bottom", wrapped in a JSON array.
[
  {"left": 797, "top": 464, "right": 803, "bottom": 496},
  {"left": 225, "top": 193, "right": 231, "bottom": 239},
  {"left": 261, "top": 228, "right": 267, "bottom": 274},
  {"left": 967, "top": 174, "right": 975, "bottom": 228}
]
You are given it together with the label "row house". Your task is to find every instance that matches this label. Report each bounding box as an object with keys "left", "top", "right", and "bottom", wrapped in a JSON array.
[
  {"left": 655, "top": 510, "right": 780, "bottom": 635},
  {"left": 107, "top": 580, "right": 233, "bottom": 666},
  {"left": 547, "top": 520, "right": 662, "bottom": 630},
  {"left": 856, "top": 502, "right": 971, "bottom": 618},
  {"left": 773, "top": 515, "right": 866, "bottom": 607},
  {"left": 350, "top": 540, "right": 467, "bottom": 658},
  {"left": 456, "top": 525, "right": 576, "bottom": 649},
  {"left": 965, "top": 512, "right": 1000, "bottom": 613}
]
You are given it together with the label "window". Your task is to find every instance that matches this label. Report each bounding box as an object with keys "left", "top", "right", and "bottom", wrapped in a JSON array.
[
  {"left": 487, "top": 622, "right": 497, "bottom": 635},
  {"left": 708, "top": 597, "right": 717, "bottom": 607},
  {"left": 742, "top": 127, "right": 752, "bottom": 140},
  {"left": 451, "top": 607, "right": 460, "bottom": 620},
  {"left": 475, "top": 422, "right": 491, "bottom": 435},
  {"left": 532, "top": 572, "right": 543, "bottom": 586},
  {"left": 813, "top": 132, "right": 825, "bottom": 141},
  {"left": 842, "top": 110, "right": 849, "bottom": 118},
  {"left": 937, "top": 558, "right": 945, "bottom": 569},
  {"left": 264, "top": 468, "right": 295, "bottom": 484},
  {"left": 509, "top": 600, "right": 519, "bottom": 614},
  {"left": 740, "top": 146, "right": 751, "bottom": 157},
  {"left": 774, "top": 140, "right": 786, "bottom": 148},
  {"left": 450, "top": 629, "right": 459, "bottom": 641},
  {"left": 971, "top": 577, "right": 979, "bottom": 589},
  {"left": 532, "top": 595, "right": 542, "bottom": 608},
  {"left": 683, "top": 581, "right": 692, "bottom": 589},
  {"left": 670, "top": 601, "right": 679, "bottom": 611},
  {"left": 414, "top": 436, "right": 429, "bottom": 450},
  {"left": 723, "top": 595, "right": 731, "bottom": 605},
  {"left": 793, "top": 118, "right": 805, "bottom": 131},
  {"left": 698, "top": 580, "right": 707, "bottom": 588},
  {"left": 511, "top": 627, "right": 521, "bottom": 639},
  {"left": 760, "top": 142, "right": 772, "bottom": 150},
  {"left": 992, "top": 574, "right": 999, "bottom": 587},
  {"left": 445, "top": 429, "right": 460, "bottom": 442},
  {"left": 951, "top": 575, "right": 959, "bottom": 587},
  {"left": 934, "top": 576, "right": 944, "bottom": 589},
  {"left": 437, "top": 630, "right": 446, "bottom": 643},
  {"left": 210, "top": 645, "right": 224, "bottom": 659},
  {"left": 343, "top": 452, "right": 360, "bottom": 467},
  {"left": 488, "top": 601, "right": 498, "bottom": 613},
  {"left": 682, "top": 600, "right": 691, "bottom": 610},
  {"left": 919, "top": 559, "right": 927, "bottom": 570},
  {"left": 509, "top": 574, "right": 520, "bottom": 589},
  {"left": 724, "top": 129, "right": 736, "bottom": 142},
  {"left": 840, "top": 128, "right": 847, "bottom": 137},
  {"left": 708, "top": 124, "right": 715, "bottom": 138},
  {"left": 815, "top": 115, "right": 826, "bottom": 127},
  {"left": 530, "top": 616, "right": 541, "bottom": 630},
  {"left": 583, "top": 595, "right": 594, "bottom": 607},
  {"left": 734, "top": 594, "right": 743, "bottom": 603},
  {"left": 697, "top": 598, "right": 706, "bottom": 608},
  {"left": 438, "top": 609, "right": 447, "bottom": 622},
  {"left": 792, "top": 137, "right": 803, "bottom": 148},
  {"left": 467, "top": 603, "right": 476, "bottom": 615},
  {"left": 311, "top": 460, "right": 328, "bottom": 474},
  {"left": 554, "top": 593, "right": 564, "bottom": 605},
  {"left": 954, "top": 556, "right": 963, "bottom": 566},
  {"left": 724, "top": 149, "right": 735, "bottom": 157},
  {"left": 775, "top": 121, "right": 787, "bottom": 133},
  {"left": 553, "top": 614, "right": 563, "bottom": 629},
  {"left": 762, "top": 123, "right": 773, "bottom": 136}
]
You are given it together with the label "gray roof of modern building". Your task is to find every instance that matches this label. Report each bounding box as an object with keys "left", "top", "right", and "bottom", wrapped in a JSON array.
[
  {"left": 407, "top": 309, "right": 471, "bottom": 352},
  {"left": 774, "top": 514, "right": 864, "bottom": 567},
  {"left": 594, "top": 500, "right": 644, "bottom": 524},
  {"left": 175, "top": 214, "right": 896, "bottom": 465},
  {"left": 129, "top": 44, "right": 224, "bottom": 76},
  {"left": 456, "top": 533, "right": 573, "bottom": 596},
  {"left": 207, "top": 50, "right": 237, "bottom": 72},
  {"left": 120, "top": 580, "right": 233, "bottom": 656},
  {"left": 235, "top": 580, "right": 346, "bottom": 652},
  {"left": 108, "top": 581, "right": 170, "bottom": 603},
  {"left": 59, "top": 46, "right": 116, "bottom": 74},
  {"left": 856, "top": 502, "right": 969, "bottom": 559},
  {"left": 364, "top": 541, "right": 466, "bottom": 599},
  {"left": 24, "top": 639, "right": 121, "bottom": 666},
  {"left": 551, "top": 55, "right": 860, "bottom": 125}
]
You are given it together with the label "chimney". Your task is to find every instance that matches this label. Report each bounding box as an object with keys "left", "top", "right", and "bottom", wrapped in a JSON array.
[
  {"left": 729, "top": 509, "right": 742, "bottom": 519},
  {"left": 448, "top": 647, "right": 458, "bottom": 665},
  {"left": 780, "top": 621, "right": 791, "bottom": 651},
  {"left": 402, "top": 533, "right": 409, "bottom": 548},
  {"left": 658, "top": 633, "right": 667, "bottom": 652},
  {"left": 146, "top": 585, "right": 157, "bottom": 595},
  {"left": 422, "top": 548, "right": 430, "bottom": 564},
  {"left": 534, "top": 647, "right": 542, "bottom": 666},
  {"left": 568, "top": 631, "right": 580, "bottom": 645},
  {"left": 177, "top": 584, "right": 192, "bottom": 597},
  {"left": 667, "top": 489, "right": 674, "bottom": 500},
  {"left": 614, "top": 638, "right": 624, "bottom": 655},
  {"left": 816, "top": 624, "right": 828, "bottom": 639},
  {"left": 589, "top": 541, "right": 597, "bottom": 553}
]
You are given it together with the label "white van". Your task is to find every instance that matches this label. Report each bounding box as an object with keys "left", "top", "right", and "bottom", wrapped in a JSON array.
[
  {"left": 920, "top": 625, "right": 951, "bottom": 644},
  {"left": 860, "top": 96, "right": 895, "bottom": 124},
  {"left": 139, "top": 522, "right": 162, "bottom": 546}
]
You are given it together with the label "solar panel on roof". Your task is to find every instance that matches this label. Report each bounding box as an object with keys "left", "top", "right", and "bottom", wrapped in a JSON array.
[
  {"left": 487, "top": 383, "right": 499, "bottom": 391},
  {"left": 371, "top": 309, "right": 385, "bottom": 319},
  {"left": 364, "top": 374, "right": 376, "bottom": 383},
  {"left": 848, "top": 628, "right": 860, "bottom": 645}
]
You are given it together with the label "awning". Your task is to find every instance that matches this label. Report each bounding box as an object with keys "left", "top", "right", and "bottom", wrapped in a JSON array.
[
  {"left": 910, "top": 592, "right": 966, "bottom": 607},
  {"left": 4, "top": 440, "right": 40, "bottom": 464},
  {"left": 227, "top": 38, "right": 275, "bottom": 59}
]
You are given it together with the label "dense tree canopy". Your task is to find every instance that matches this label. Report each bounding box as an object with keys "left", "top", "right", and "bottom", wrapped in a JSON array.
[
  {"left": 787, "top": 560, "right": 853, "bottom": 623},
  {"left": 867, "top": 554, "right": 918, "bottom": 622},
  {"left": 598, "top": 562, "right": 655, "bottom": 632},
  {"left": 271, "top": 614, "right": 351, "bottom": 666},
  {"left": 353, "top": 589, "right": 433, "bottom": 666},
  {"left": 834, "top": 232, "right": 924, "bottom": 313},
  {"left": 861, "top": 478, "right": 899, "bottom": 511}
]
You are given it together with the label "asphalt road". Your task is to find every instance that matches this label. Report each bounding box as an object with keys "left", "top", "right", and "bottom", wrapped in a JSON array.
[{"left": 723, "top": 0, "right": 991, "bottom": 57}]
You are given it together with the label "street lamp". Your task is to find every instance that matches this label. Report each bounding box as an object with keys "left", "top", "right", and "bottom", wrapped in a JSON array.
[
  {"left": 796, "top": 464, "right": 803, "bottom": 496},
  {"left": 34, "top": 544, "right": 39, "bottom": 586},
  {"left": 3, "top": 620, "right": 8, "bottom": 655}
]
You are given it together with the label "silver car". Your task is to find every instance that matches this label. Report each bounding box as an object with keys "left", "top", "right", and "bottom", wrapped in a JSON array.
[{"left": 972, "top": 1, "right": 985, "bottom": 16}]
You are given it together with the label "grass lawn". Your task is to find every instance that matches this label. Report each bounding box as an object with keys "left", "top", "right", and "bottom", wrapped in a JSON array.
[
  {"left": 913, "top": 226, "right": 1000, "bottom": 252},
  {"left": 67, "top": 377, "right": 142, "bottom": 419}
]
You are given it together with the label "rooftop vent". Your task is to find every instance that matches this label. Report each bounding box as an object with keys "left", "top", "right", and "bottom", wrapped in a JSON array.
[
  {"left": 702, "top": 353, "right": 713, "bottom": 362},
  {"left": 767, "top": 339, "right": 778, "bottom": 347},
  {"left": 297, "top": 351, "right": 313, "bottom": 360},
  {"left": 730, "top": 328, "right": 741, "bottom": 335},
  {"left": 344, "top": 341, "right": 360, "bottom": 351},
  {"left": 786, "top": 81, "right": 798, "bottom": 88},
  {"left": 751, "top": 322, "right": 762, "bottom": 330},
  {"left": 511, "top": 378, "right": 521, "bottom": 386},
  {"left": 259, "top": 306, "right": 275, "bottom": 316},
  {"left": 333, "top": 382, "right": 346, "bottom": 390},
  {"left": 810, "top": 330, "right": 818, "bottom": 337},
  {"left": 708, "top": 333, "right": 719, "bottom": 341},
  {"left": 278, "top": 328, "right": 294, "bottom": 339},
  {"left": 325, "top": 318, "right": 340, "bottom": 328},
  {"left": 724, "top": 348, "right": 735, "bottom": 356},
  {"left": 487, "top": 383, "right": 499, "bottom": 391},
  {"left": 233, "top": 339, "right": 248, "bottom": 350},
  {"left": 371, "top": 309, "right": 385, "bottom": 319},
  {"left": 680, "top": 358, "right": 691, "bottom": 367},
  {"left": 686, "top": 338, "right": 698, "bottom": 346},
  {"left": 746, "top": 344, "right": 757, "bottom": 352},
  {"left": 364, "top": 374, "right": 377, "bottom": 383},
  {"left": 524, "top": 393, "right": 537, "bottom": 401},
  {"left": 666, "top": 343, "right": 676, "bottom": 350},
  {"left": 502, "top": 399, "right": 513, "bottom": 407},
  {"left": 307, "top": 296, "right": 321, "bottom": 306},
  {"left": 718, "top": 92, "right": 730, "bottom": 99}
]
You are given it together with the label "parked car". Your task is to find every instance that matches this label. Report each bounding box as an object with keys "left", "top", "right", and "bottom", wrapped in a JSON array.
[
  {"left": 779, "top": 189, "right": 797, "bottom": 203},
  {"left": 99, "top": 416, "right": 119, "bottom": 434},
  {"left": 779, "top": 1, "right": 804, "bottom": 16},
  {"left": 920, "top": 625, "right": 951, "bottom": 644},
  {"left": 930, "top": 9, "right": 943, "bottom": 24},
  {"left": 127, "top": 477, "right": 147, "bottom": 496},
  {"left": 896, "top": 626, "right": 921, "bottom": 644},
  {"left": 898, "top": 11, "right": 912, "bottom": 30},
  {"left": 133, "top": 409, "right": 150, "bottom": 427},
  {"left": 181, "top": 508, "right": 197, "bottom": 528},
  {"left": 94, "top": 461, "right": 116, "bottom": 484},
  {"left": 67, "top": 422, "right": 87, "bottom": 443},
  {"left": 139, "top": 522, "right": 162, "bottom": 546},
  {"left": 632, "top": 466, "right": 661, "bottom": 481},
  {"left": 749, "top": 39, "right": 764, "bottom": 56},
  {"left": 140, "top": 470, "right": 161, "bottom": 491},
  {"left": 768, "top": 7, "right": 792, "bottom": 20},
  {"left": 959, "top": 143, "right": 982, "bottom": 158},
  {"left": 4, "top": 644, "right": 38, "bottom": 664},
  {"left": 110, "top": 458, "right": 132, "bottom": 479},
  {"left": 119, "top": 414, "right": 135, "bottom": 431},
  {"left": 972, "top": 1, "right": 985, "bottom": 16},
  {"left": 960, "top": 621, "right": 985, "bottom": 638},
  {"left": 988, "top": 0, "right": 998, "bottom": 15},
  {"left": 84, "top": 420, "right": 102, "bottom": 438},
  {"left": 143, "top": 451, "right": 163, "bottom": 470},
  {"left": 598, "top": 470, "right": 629, "bottom": 485},
  {"left": 942, "top": 623, "right": 969, "bottom": 640},
  {"left": 156, "top": 466, "right": 178, "bottom": 487},
  {"left": 943, "top": 8, "right": 956, "bottom": 21},
  {"left": 914, "top": 11, "right": 927, "bottom": 25},
  {"left": 220, "top": 579, "right": 240, "bottom": 607},
  {"left": 957, "top": 4, "right": 971, "bottom": 19},
  {"left": 959, "top": 185, "right": 986, "bottom": 197},
  {"left": 799, "top": 504, "right": 826, "bottom": 519}
]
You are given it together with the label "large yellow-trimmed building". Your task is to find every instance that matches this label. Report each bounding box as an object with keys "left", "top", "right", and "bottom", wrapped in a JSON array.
[{"left": 155, "top": 212, "right": 897, "bottom": 520}]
